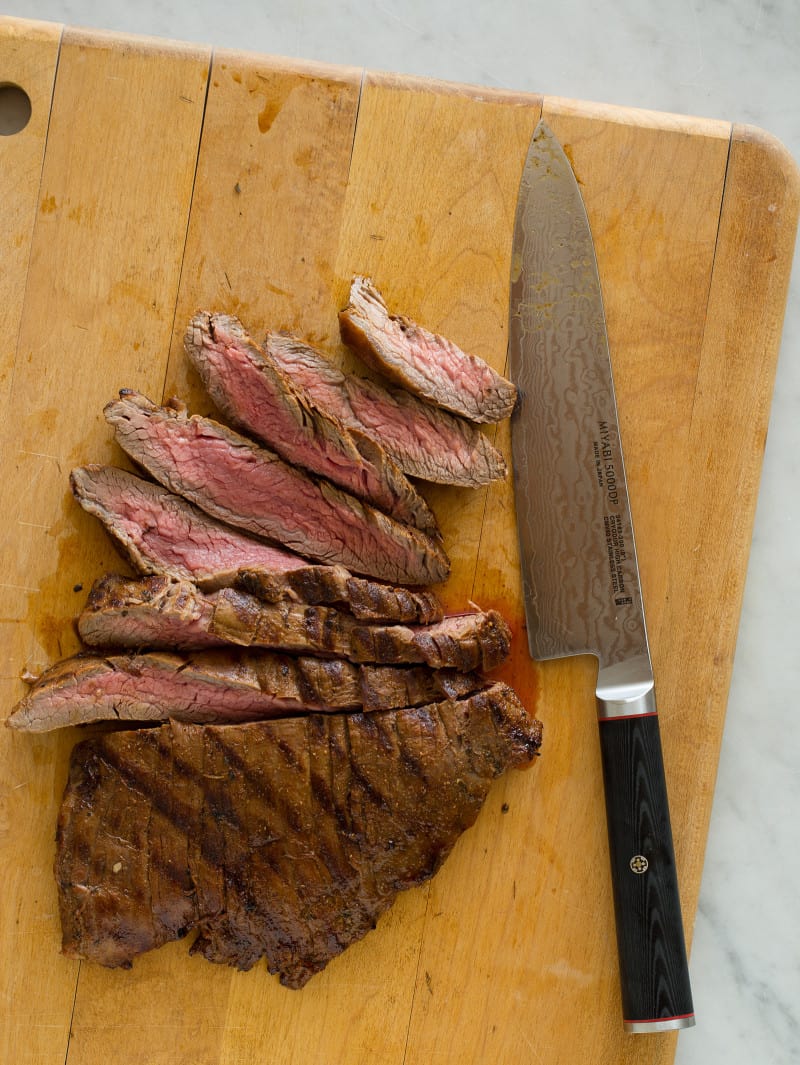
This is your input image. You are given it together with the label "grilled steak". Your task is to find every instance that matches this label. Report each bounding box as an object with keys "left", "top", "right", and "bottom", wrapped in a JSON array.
[
  {"left": 78, "top": 574, "right": 227, "bottom": 650},
  {"left": 265, "top": 332, "right": 507, "bottom": 486},
  {"left": 338, "top": 277, "right": 517, "bottom": 423},
  {"left": 104, "top": 391, "right": 449, "bottom": 586},
  {"left": 55, "top": 684, "right": 542, "bottom": 984},
  {"left": 236, "top": 566, "right": 442, "bottom": 623},
  {"left": 8, "top": 650, "right": 484, "bottom": 731},
  {"left": 185, "top": 313, "right": 438, "bottom": 536},
  {"left": 70, "top": 465, "right": 442, "bottom": 622},
  {"left": 78, "top": 574, "right": 511, "bottom": 671}
]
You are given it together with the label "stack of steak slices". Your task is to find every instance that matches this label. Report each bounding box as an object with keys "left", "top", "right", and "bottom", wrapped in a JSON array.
[{"left": 7, "top": 288, "right": 542, "bottom": 988}]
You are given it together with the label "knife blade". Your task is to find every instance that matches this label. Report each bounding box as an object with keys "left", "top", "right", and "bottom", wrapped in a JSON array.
[{"left": 508, "top": 119, "right": 695, "bottom": 1033}]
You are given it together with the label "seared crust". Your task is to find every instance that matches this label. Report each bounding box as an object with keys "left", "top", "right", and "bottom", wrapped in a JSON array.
[
  {"left": 55, "top": 685, "right": 542, "bottom": 984},
  {"left": 77, "top": 574, "right": 510, "bottom": 671}
]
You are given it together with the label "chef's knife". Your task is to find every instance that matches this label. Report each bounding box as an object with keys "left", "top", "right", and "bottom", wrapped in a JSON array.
[{"left": 508, "top": 120, "right": 695, "bottom": 1034}]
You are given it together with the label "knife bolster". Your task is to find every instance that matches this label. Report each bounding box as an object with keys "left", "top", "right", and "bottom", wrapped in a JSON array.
[{"left": 596, "top": 687, "right": 656, "bottom": 721}]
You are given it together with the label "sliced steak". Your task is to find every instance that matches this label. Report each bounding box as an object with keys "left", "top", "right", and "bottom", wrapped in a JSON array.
[
  {"left": 265, "top": 332, "right": 507, "bottom": 486},
  {"left": 78, "top": 574, "right": 511, "bottom": 671},
  {"left": 55, "top": 684, "right": 543, "bottom": 983},
  {"left": 77, "top": 574, "right": 227, "bottom": 651},
  {"left": 185, "top": 313, "right": 438, "bottom": 536},
  {"left": 70, "top": 465, "right": 309, "bottom": 591},
  {"left": 338, "top": 276, "right": 517, "bottom": 423},
  {"left": 104, "top": 390, "right": 449, "bottom": 586},
  {"left": 70, "top": 465, "right": 442, "bottom": 622},
  {"left": 8, "top": 650, "right": 485, "bottom": 732},
  {"left": 237, "top": 566, "right": 442, "bottom": 624}
]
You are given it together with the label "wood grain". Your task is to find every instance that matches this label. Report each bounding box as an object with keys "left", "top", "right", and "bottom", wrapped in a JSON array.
[
  {"left": 0, "top": 22, "right": 209, "bottom": 1065},
  {"left": 0, "top": 18, "right": 61, "bottom": 415},
  {"left": 334, "top": 72, "right": 542, "bottom": 609},
  {"left": 0, "top": 18, "right": 798, "bottom": 1065}
]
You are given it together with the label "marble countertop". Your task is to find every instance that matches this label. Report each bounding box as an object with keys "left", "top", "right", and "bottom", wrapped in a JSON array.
[{"left": 18, "top": 2, "right": 800, "bottom": 1062}]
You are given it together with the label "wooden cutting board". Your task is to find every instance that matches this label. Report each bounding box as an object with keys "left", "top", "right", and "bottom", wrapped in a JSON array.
[{"left": 1, "top": 15, "right": 798, "bottom": 1065}]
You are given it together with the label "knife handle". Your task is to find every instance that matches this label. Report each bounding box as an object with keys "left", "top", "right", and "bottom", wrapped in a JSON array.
[{"left": 597, "top": 709, "right": 695, "bottom": 1033}]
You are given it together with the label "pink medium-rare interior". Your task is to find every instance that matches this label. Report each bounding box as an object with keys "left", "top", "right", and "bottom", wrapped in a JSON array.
[
  {"left": 203, "top": 321, "right": 385, "bottom": 504},
  {"left": 134, "top": 413, "right": 440, "bottom": 582},
  {"left": 29, "top": 662, "right": 321, "bottom": 727},
  {"left": 111, "top": 475, "right": 306, "bottom": 578}
]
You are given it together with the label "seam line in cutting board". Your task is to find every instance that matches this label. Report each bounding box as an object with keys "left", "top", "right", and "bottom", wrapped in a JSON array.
[
  {"left": 6, "top": 22, "right": 65, "bottom": 418},
  {"left": 160, "top": 46, "right": 214, "bottom": 405},
  {"left": 685, "top": 123, "right": 734, "bottom": 434},
  {"left": 347, "top": 67, "right": 367, "bottom": 172},
  {"left": 400, "top": 883, "right": 432, "bottom": 1065},
  {"left": 62, "top": 960, "right": 81, "bottom": 1065}
]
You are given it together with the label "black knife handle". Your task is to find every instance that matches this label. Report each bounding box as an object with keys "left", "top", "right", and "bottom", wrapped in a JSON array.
[{"left": 597, "top": 711, "right": 695, "bottom": 1032}]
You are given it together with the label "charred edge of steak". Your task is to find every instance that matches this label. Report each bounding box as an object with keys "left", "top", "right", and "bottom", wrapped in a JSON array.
[
  {"left": 76, "top": 573, "right": 228, "bottom": 652},
  {"left": 236, "top": 566, "right": 444, "bottom": 624},
  {"left": 76, "top": 574, "right": 508, "bottom": 672}
]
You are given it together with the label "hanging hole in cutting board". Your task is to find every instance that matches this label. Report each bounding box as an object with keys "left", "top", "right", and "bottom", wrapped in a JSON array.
[{"left": 0, "top": 83, "right": 32, "bottom": 136}]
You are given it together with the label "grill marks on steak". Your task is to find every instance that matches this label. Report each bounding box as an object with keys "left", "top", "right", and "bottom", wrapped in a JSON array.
[
  {"left": 55, "top": 684, "right": 543, "bottom": 984},
  {"left": 185, "top": 313, "right": 438, "bottom": 537},
  {"left": 236, "top": 565, "right": 442, "bottom": 623},
  {"left": 77, "top": 574, "right": 511, "bottom": 671},
  {"left": 265, "top": 332, "right": 507, "bottom": 486},
  {"left": 104, "top": 390, "right": 449, "bottom": 586},
  {"left": 8, "top": 650, "right": 485, "bottom": 731},
  {"left": 338, "top": 277, "right": 517, "bottom": 424}
]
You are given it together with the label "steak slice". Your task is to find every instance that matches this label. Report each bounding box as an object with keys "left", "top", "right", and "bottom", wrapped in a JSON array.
[
  {"left": 104, "top": 390, "right": 449, "bottom": 586},
  {"left": 8, "top": 650, "right": 484, "bottom": 731},
  {"left": 338, "top": 277, "right": 517, "bottom": 424},
  {"left": 265, "top": 332, "right": 507, "bottom": 486},
  {"left": 78, "top": 574, "right": 511, "bottom": 671},
  {"left": 70, "top": 465, "right": 442, "bottom": 623},
  {"left": 77, "top": 574, "right": 227, "bottom": 651},
  {"left": 185, "top": 313, "right": 438, "bottom": 536},
  {"left": 54, "top": 683, "right": 543, "bottom": 984},
  {"left": 236, "top": 566, "right": 442, "bottom": 624},
  {"left": 70, "top": 465, "right": 309, "bottom": 591}
]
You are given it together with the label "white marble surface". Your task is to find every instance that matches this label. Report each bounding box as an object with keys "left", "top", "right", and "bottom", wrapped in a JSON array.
[{"left": 15, "top": 1, "right": 800, "bottom": 1061}]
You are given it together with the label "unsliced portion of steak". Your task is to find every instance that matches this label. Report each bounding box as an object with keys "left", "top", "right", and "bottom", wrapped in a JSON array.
[
  {"left": 55, "top": 683, "right": 542, "bottom": 984},
  {"left": 78, "top": 574, "right": 511, "bottom": 671},
  {"left": 338, "top": 277, "right": 517, "bottom": 424},
  {"left": 8, "top": 650, "right": 484, "bottom": 731},
  {"left": 69, "top": 465, "right": 442, "bottom": 623},
  {"left": 104, "top": 391, "right": 449, "bottom": 586},
  {"left": 265, "top": 332, "right": 507, "bottom": 486},
  {"left": 185, "top": 313, "right": 438, "bottom": 536},
  {"left": 70, "top": 465, "right": 309, "bottom": 591}
]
